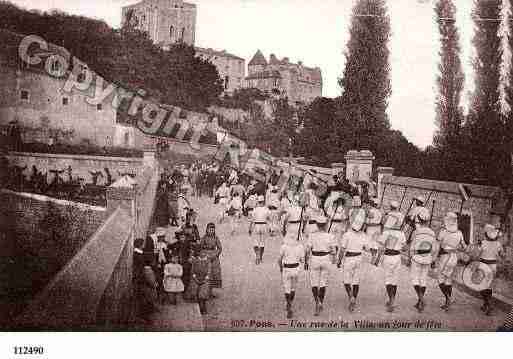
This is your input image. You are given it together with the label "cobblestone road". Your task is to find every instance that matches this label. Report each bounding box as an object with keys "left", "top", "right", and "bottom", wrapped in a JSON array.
[{"left": 189, "top": 196, "right": 505, "bottom": 332}]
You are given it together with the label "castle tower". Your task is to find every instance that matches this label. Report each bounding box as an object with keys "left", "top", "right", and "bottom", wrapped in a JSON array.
[
  {"left": 122, "top": 0, "right": 197, "bottom": 47},
  {"left": 248, "top": 50, "right": 267, "bottom": 76}
]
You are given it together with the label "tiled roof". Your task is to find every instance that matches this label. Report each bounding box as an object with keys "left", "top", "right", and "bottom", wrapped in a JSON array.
[
  {"left": 245, "top": 70, "right": 282, "bottom": 80},
  {"left": 195, "top": 47, "right": 245, "bottom": 61},
  {"left": 248, "top": 49, "right": 267, "bottom": 66}
]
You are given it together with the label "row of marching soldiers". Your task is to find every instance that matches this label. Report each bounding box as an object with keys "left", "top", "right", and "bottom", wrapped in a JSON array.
[{"left": 246, "top": 181, "right": 504, "bottom": 319}]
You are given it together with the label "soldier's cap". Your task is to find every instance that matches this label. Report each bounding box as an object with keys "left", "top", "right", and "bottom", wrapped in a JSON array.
[
  {"left": 257, "top": 195, "right": 265, "bottom": 202},
  {"left": 416, "top": 207, "right": 430, "bottom": 222},
  {"left": 415, "top": 195, "right": 426, "bottom": 204},
  {"left": 389, "top": 200, "right": 400, "bottom": 209},
  {"left": 316, "top": 215, "right": 328, "bottom": 225},
  {"left": 484, "top": 223, "right": 499, "bottom": 239},
  {"left": 155, "top": 227, "right": 167, "bottom": 237}
]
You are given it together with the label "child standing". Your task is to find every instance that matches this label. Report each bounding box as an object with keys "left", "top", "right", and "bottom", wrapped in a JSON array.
[{"left": 163, "top": 255, "right": 184, "bottom": 305}]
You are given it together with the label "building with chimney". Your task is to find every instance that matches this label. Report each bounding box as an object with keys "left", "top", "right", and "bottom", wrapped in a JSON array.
[
  {"left": 245, "top": 50, "right": 322, "bottom": 105},
  {"left": 195, "top": 47, "right": 246, "bottom": 95},
  {"left": 121, "top": 0, "right": 197, "bottom": 47}
]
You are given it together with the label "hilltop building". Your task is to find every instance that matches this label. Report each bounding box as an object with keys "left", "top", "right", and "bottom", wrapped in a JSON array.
[
  {"left": 195, "top": 47, "right": 245, "bottom": 95},
  {"left": 121, "top": 0, "right": 197, "bottom": 47},
  {"left": 245, "top": 50, "right": 322, "bottom": 105}
]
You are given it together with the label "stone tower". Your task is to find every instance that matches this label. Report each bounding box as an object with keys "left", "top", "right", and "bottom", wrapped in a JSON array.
[{"left": 121, "top": 0, "right": 197, "bottom": 47}]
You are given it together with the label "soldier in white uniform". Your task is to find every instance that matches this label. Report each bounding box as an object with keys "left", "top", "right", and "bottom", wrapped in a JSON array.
[
  {"left": 227, "top": 192, "right": 243, "bottom": 236},
  {"left": 366, "top": 197, "right": 383, "bottom": 260},
  {"left": 325, "top": 192, "right": 349, "bottom": 238},
  {"left": 405, "top": 195, "right": 427, "bottom": 238},
  {"left": 338, "top": 208, "right": 368, "bottom": 312},
  {"left": 281, "top": 195, "right": 304, "bottom": 242},
  {"left": 249, "top": 196, "right": 271, "bottom": 265},
  {"left": 376, "top": 201, "right": 406, "bottom": 312},
  {"left": 278, "top": 236, "right": 305, "bottom": 318},
  {"left": 305, "top": 216, "right": 337, "bottom": 316},
  {"left": 478, "top": 224, "right": 504, "bottom": 315},
  {"left": 436, "top": 212, "right": 466, "bottom": 311},
  {"left": 266, "top": 185, "right": 281, "bottom": 236},
  {"left": 304, "top": 184, "right": 322, "bottom": 239},
  {"left": 215, "top": 182, "right": 231, "bottom": 223},
  {"left": 408, "top": 207, "right": 438, "bottom": 313}
]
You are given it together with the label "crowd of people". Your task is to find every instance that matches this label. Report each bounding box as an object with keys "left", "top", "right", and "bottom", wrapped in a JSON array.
[
  {"left": 208, "top": 166, "right": 505, "bottom": 319},
  {"left": 133, "top": 159, "right": 506, "bottom": 322},
  {"left": 133, "top": 161, "right": 226, "bottom": 321}
]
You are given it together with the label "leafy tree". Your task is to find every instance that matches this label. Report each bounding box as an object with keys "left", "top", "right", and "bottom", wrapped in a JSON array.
[
  {"left": 337, "top": 0, "right": 392, "bottom": 150},
  {"left": 433, "top": 0, "right": 466, "bottom": 181},
  {"left": 0, "top": 1, "right": 222, "bottom": 112},
  {"left": 465, "top": 0, "right": 505, "bottom": 185}
]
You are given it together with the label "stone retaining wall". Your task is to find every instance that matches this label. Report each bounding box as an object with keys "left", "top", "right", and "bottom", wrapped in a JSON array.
[{"left": 6, "top": 151, "right": 145, "bottom": 186}]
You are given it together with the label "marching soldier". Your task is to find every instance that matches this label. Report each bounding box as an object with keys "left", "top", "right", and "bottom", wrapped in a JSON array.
[
  {"left": 338, "top": 208, "right": 368, "bottom": 312},
  {"left": 478, "top": 224, "right": 504, "bottom": 315},
  {"left": 436, "top": 212, "right": 466, "bottom": 311},
  {"left": 408, "top": 207, "right": 438, "bottom": 313},
  {"left": 266, "top": 185, "right": 281, "bottom": 236},
  {"left": 376, "top": 200, "right": 406, "bottom": 312},
  {"left": 305, "top": 215, "right": 337, "bottom": 316},
  {"left": 405, "top": 195, "right": 427, "bottom": 239},
  {"left": 366, "top": 197, "right": 383, "bottom": 260},
  {"left": 227, "top": 192, "right": 243, "bottom": 236},
  {"left": 304, "top": 183, "right": 322, "bottom": 239},
  {"left": 215, "top": 181, "right": 231, "bottom": 223},
  {"left": 281, "top": 195, "right": 304, "bottom": 241},
  {"left": 325, "top": 192, "right": 349, "bottom": 243},
  {"left": 278, "top": 236, "right": 306, "bottom": 319},
  {"left": 249, "top": 196, "right": 271, "bottom": 265}
]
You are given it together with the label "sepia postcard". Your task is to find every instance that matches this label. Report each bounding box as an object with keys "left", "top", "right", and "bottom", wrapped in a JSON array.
[{"left": 1, "top": 0, "right": 513, "bottom": 343}]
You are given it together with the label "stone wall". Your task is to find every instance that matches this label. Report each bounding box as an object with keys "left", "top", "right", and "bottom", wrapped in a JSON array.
[
  {"left": 381, "top": 175, "right": 504, "bottom": 241},
  {"left": 12, "top": 161, "right": 160, "bottom": 330},
  {"left": 0, "top": 189, "right": 106, "bottom": 324},
  {"left": 6, "top": 152, "right": 145, "bottom": 186},
  {"left": 0, "top": 63, "right": 117, "bottom": 147}
]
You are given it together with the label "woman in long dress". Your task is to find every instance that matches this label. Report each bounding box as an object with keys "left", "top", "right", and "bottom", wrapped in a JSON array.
[{"left": 199, "top": 223, "right": 223, "bottom": 293}]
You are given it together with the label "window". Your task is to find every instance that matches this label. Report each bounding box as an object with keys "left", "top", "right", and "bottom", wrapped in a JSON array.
[
  {"left": 97, "top": 104, "right": 103, "bottom": 111},
  {"left": 124, "top": 132, "right": 130, "bottom": 146},
  {"left": 170, "top": 26, "right": 174, "bottom": 41},
  {"left": 62, "top": 97, "right": 69, "bottom": 106},
  {"left": 180, "top": 28, "right": 185, "bottom": 42},
  {"left": 225, "top": 76, "right": 229, "bottom": 90},
  {"left": 20, "top": 90, "right": 29, "bottom": 101}
]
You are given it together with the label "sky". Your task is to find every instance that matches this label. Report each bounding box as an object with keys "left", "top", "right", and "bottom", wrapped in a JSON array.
[{"left": 8, "top": 0, "right": 481, "bottom": 148}]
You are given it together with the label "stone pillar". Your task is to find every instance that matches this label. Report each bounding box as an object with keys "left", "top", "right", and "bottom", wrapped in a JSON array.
[
  {"left": 344, "top": 150, "right": 375, "bottom": 183},
  {"left": 376, "top": 167, "right": 394, "bottom": 203},
  {"left": 143, "top": 149, "right": 156, "bottom": 168}
]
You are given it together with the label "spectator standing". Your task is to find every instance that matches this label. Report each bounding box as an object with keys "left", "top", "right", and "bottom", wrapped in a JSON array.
[{"left": 199, "top": 223, "right": 223, "bottom": 295}]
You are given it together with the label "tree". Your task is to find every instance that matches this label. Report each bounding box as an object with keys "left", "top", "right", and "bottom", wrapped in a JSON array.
[
  {"left": 433, "top": 0, "right": 466, "bottom": 181},
  {"left": 503, "top": 0, "right": 513, "bottom": 189},
  {"left": 337, "top": 0, "right": 392, "bottom": 150},
  {"left": 0, "top": 2, "right": 223, "bottom": 112},
  {"left": 294, "top": 97, "right": 338, "bottom": 166},
  {"left": 465, "top": 0, "right": 505, "bottom": 185}
]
